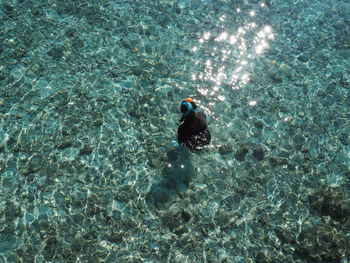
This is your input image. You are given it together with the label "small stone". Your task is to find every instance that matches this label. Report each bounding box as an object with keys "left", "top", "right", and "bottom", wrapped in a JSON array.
[
  {"left": 219, "top": 144, "right": 233, "bottom": 155},
  {"left": 338, "top": 133, "right": 349, "bottom": 146},
  {"left": 297, "top": 53, "right": 311, "bottom": 62},
  {"left": 65, "top": 28, "right": 77, "bottom": 37},
  {"left": 274, "top": 226, "right": 295, "bottom": 244},
  {"left": 3, "top": 4, "right": 14, "bottom": 14},
  {"left": 293, "top": 133, "right": 306, "bottom": 146},
  {"left": 106, "top": 232, "right": 125, "bottom": 243},
  {"left": 0, "top": 159, "right": 4, "bottom": 172},
  {"left": 235, "top": 144, "right": 249, "bottom": 161},
  {"left": 131, "top": 67, "right": 142, "bottom": 76},
  {"left": 254, "top": 120, "right": 264, "bottom": 129},
  {"left": 161, "top": 210, "right": 191, "bottom": 233},
  {"left": 47, "top": 46, "right": 64, "bottom": 60},
  {"left": 93, "top": 119, "right": 103, "bottom": 126},
  {"left": 252, "top": 146, "right": 264, "bottom": 161},
  {"left": 297, "top": 224, "right": 350, "bottom": 261},
  {"left": 80, "top": 145, "right": 93, "bottom": 155},
  {"left": 57, "top": 140, "right": 73, "bottom": 149},
  {"left": 269, "top": 72, "right": 283, "bottom": 83},
  {"left": 269, "top": 157, "right": 288, "bottom": 167},
  {"left": 256, "top": 250, "right": 273, "bottom": 263},
  {"left": 181, "top": 210, "right": 191, "bottom": 223}
]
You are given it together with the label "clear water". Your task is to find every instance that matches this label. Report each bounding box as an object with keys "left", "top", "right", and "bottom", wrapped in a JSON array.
[{"left": 1, "top": 0, "right": 350, "bottom": 262}]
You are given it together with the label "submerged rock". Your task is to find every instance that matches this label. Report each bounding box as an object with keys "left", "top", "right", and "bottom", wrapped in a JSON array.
[
  {"left": 296, "top": 224, "right": 350, "bottom": 261},
  {"left": 234, "top": 144, "right": 249, "bottom": 161},
  {"left": 235, "top": 143, "right": 265, "bottom": 162},
  {"left": 161, "top": 209, "right": 191, "bottom": 235},
  {"left": 255, "top": 250, "right": 275, "bottom": 263},
  {"left": 309, "top": 186, "right": 350, "bottom": 222},
  {"left": 218, "top": 143, "right": 233, "bottom": 155},
  {"left": 274, "top": 226, "right": 296, "bottom": 244},
  {"left": 252, "top": 146, "right": 265, "bottom": 161}
]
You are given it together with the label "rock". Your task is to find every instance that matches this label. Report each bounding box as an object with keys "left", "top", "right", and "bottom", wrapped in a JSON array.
[
  {"left": 93, "top": 119, "right": 103, "bottom": 126},
  {"left": 106, "top": 232, "right": 125, "bottom": 243},
  {"left": 309, "top": 186, "right": 350, "bottom": 222},
  {"left": 52, "top": 90, "right": 70, "bottom": 108},
  {"left": 80, "top": 145, "right": 93, "bottom": 155},
  {"left": 338, "top": 133, "right": 349, "bottom": 145},
  {"left": 0, "top": 159, "right": 4, "bottom": 172},
  {"left": 161, "top": 210, "right": 191, "bottom": 234},
  {"left": 219, "top": 144, "right": 233, "bottom": 155},
  {"left": 256, "top": 250, "right": 273, "bottom": 263},
  {"left": 43, "top": 234, "right": 58, "bottom": 261},
  {"left": 25, "top": 155, "right": 43, "bottom": 174},
  {"left": 269, "top": 157, "right": 288, "bottom": 167},
  {"left": 269, "top": 71, "right": 283, "bottom": 83},
  {"left": 297, "top": 53, "right": 311, "bottom": 63},
  {"left": 254, "top": 120, "right": 264, "bottom": 129},
  {"left": 65, "top": 28, "right": 77, "bottom": 37},
  {"left": 274, "top": 226, "right": 295, "bottom": 244},
  {"left": 181, "top": 210, "right": 191, "bottom": 223},
  {"left": 296, "top": 224, "right": 350, "bottom": 261},
  {"left": 71, "top": 237, "right": 87, "bottom": 252},
  {"left": 252, "top": 146, "right": 264, "bottom": 161},
  {"left": 3, "top": 4, "right": 15, "bottom": 15},
  {"left": 235, "top": 144, "right": 249, "bottom": 161},
  {"left": 47, "top": 46, "right": 64, "bottom": 60},
  {"left": 57, "top": 140, "right": 73, "bottom": 150},
  {"left": 5, "top": 201, "right": 21, "bottom": 221},
  {"left": 292, "top": 133, "right": 306, "bottom": 147}
]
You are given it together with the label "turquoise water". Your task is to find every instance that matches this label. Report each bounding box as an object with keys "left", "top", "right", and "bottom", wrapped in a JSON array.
[{"left": 1, "top": 0, "right": 350, "bottom": 262}]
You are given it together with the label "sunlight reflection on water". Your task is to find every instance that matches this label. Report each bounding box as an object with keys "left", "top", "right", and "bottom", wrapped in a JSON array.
[{"left": 191, "top": 4, "right": 275, "bottom": 106}]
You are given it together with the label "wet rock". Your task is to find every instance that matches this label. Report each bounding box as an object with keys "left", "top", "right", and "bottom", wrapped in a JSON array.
[
  {"left": 338, "top": 133, "right": 349, "bottom": 145},
  {"left": 47, "top": 46, "right": 64, "bottom": 60},
  {"left": 269, "top": 157, "right": 288, "bottom": 167},
  {"left": 52, "top": 90, "right": 70, "bottom": 108},
  {"left": 297, "top": 53, "right": 311, "bottom": 63},
  {"left": 22, "top": 155, "right": 43, "bottom": 175},
  {"left": 0, "top": 159, "right": 4, "bottom": 172},
  {"left": 235, "top": 144, "right": 249, "bottom": 161},
  {"left": 296, "top": 224, "right": 350, "bottom": 261},
  {"left": 65, "top": 28, "right": 77, "bottom": 38},
  {"left": 269, "top": 71, "right": 283, "bottom": 83},
  {"left": 292, "top": 133, "right": 306, "bottom": 148},
  {"left": 309, "top": 186, "right": 350, "bottom": 222},
  {"left": 256, "top": 250, "right": 274, "bottom": 263},
  {"left": 43, "top": 234, "right": 58, "bottom": 261},
  {"left": 181, "top": 210, "right": 191, "bottom": 223},
  {"left": 3, "top": 4, "right": 15, "bottom": 16},
  {"left": 274, "top": 226, "right": 296, "bottom": 244},
  {"left": 11, "top": 47, "right": 27, "bottom": 59},
  {"left": 161, "top": 209, "right": 191, "bottom": 234},
  {"left": 71, "top": 237, "right": 88, "bottom": 252},
  {"left": 5, "top": 201, "right": 21, "bottom": 221},
  {"left": 57, "top": 140, "right": 73, "bottom": 150},
  {"left": 80, "top": 145, "right": 93, "bottom": 155},
  {"left": 106, "top": 232, "right": 125, "bottom": 243},
  {"left": 252, "top": 146, "right": 264, "bottom": 161},
  {"left": 218, "top": 143, "right": 233, "bottom": 155},
  {"left": 93, "top": 119, "right": 103, "bottom": 126},
  {"left": 254, "top": 120, "right": 264, "bottom": 129}
]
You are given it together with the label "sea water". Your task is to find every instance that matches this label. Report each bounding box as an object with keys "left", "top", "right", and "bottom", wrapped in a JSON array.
[{"left": 0, "top": 0, "right": 349, "bottom": 262}]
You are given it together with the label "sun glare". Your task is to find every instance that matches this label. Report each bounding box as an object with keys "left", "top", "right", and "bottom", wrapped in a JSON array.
[{"left": 193, "top": 5, "right": 275, "bottom": 102}]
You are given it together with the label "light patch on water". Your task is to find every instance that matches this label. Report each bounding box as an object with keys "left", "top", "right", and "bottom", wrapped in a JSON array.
[
  {"left": 35, "top": 79, "right": 57, "bottom": 98},
  {"left": 191, "top": 6, "right": 274, "bottom": 102}
]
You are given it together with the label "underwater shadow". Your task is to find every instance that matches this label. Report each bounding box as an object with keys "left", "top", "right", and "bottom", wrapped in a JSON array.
[{"left": 146, "top": 147, "right": 195, "bottom": 209}]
